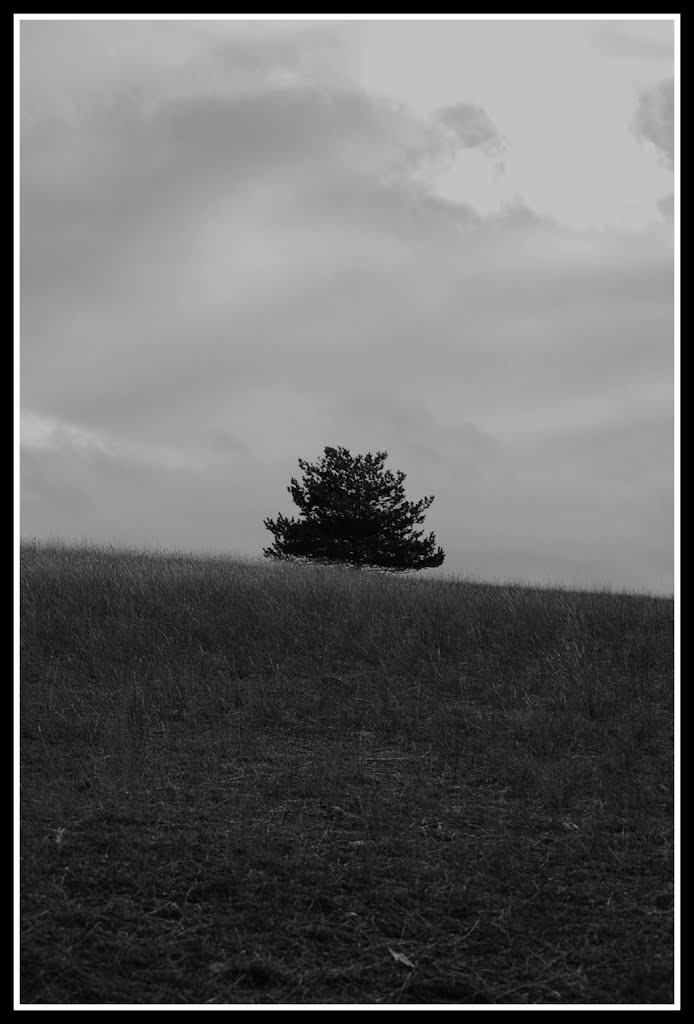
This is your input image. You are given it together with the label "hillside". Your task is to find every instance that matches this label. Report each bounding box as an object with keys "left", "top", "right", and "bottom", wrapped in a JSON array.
[{"left": 19, "top": 541, "right": 675, "bottom": 1005}]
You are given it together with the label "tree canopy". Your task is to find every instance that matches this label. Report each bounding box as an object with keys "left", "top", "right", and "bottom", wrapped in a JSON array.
[{"left": 263, "top": 446, "right": 445, "bottom": 572}]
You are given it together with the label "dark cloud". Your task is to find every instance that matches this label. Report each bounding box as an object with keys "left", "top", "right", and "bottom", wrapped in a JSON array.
[
  {"left": 437, "top": 102, "right": 504, "bottom": 153},
  {"left": 20, "top": 81, "right": 437, "bottom": 432},
  {"left": 317, "top": 388, "right": 500, "bottom": 484},
  {"left": 531, "top": 411, "right": 673, "bottom": 488},
  {"left": 21, "top": 86, "right": 398, "bottom": 283},
  {"left": 21, "top": 79, "right": 448, "bottom": 343},
  {"left": 583, "top": 21, "right": 674, "bottom": 61},
  {"left": 635, "top": 78, "right": 674, "bottom": 166},
  {"left": 441, "top": 441, "right": 673, "bottom": 594},
  {"left": 20, "top": 437, "right": 291, "bottom": 556},
  {"left": 658, "top": 193, "right": 674, "bottom": 220}
]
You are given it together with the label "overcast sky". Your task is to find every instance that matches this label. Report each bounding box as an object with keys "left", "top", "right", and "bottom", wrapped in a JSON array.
[{"left": 19, "top": 16, "right": 676, "bottom": 593}]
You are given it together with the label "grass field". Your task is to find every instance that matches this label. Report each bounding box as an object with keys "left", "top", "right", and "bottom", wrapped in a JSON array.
[{"left": 19, "top": 540, "right": 675, "bottom": 1005}]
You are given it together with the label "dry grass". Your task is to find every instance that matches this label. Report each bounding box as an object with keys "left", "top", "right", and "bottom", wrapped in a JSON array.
[{"left": 19, "top": 541, "right": 674, "bottom": 1005}]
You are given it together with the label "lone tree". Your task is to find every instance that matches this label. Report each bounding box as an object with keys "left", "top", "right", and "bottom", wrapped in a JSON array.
[{"left": 263, "top": 446, "right": 445, "bottom": 572}]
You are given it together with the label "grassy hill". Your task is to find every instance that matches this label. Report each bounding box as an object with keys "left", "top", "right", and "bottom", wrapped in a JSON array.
[{"left": 19, "top": 541, "right": 675, "bottom": 1005}]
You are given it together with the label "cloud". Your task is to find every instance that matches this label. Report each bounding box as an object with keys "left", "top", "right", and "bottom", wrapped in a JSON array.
[
  {"left": 21, "top": 84, "right": 412, "bottom": 288},
  {"left": 635, "top": 77, "right": 675, "bottom": 167},
  {"left": 20, "top": 19, "right": 354, "bottom": 128},
  {"left": 21, "top": 103, "right": 672, "bottom": 485},
  {"left": 353, "top": 19, "right": 674, "bottom": 230},
  {"left": 21, "top": 79, "right": 432, "bottom": 423},
  {"left": 582, "top": 20, "right": 675, "bottom": 62},
  {"left": 437, "top": 102, "right": 504, "bottom": 153},
  {"left": 20, "top": 413, "right": 285, "bottom": 554}
]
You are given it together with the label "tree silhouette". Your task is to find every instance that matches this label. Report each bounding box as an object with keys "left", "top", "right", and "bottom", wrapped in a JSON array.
[{"left": 263, "top": 446, "right": 445, "bottom": 572}]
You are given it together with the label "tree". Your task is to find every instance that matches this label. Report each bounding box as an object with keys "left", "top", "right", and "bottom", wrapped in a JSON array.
[{"left": 263, "top": 446, "right": 445, "bottom": 572}]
